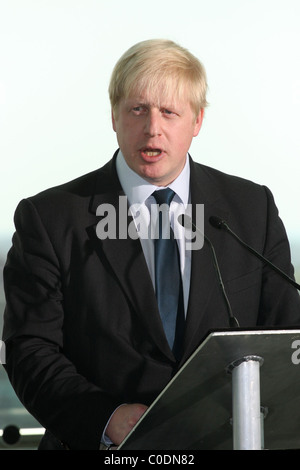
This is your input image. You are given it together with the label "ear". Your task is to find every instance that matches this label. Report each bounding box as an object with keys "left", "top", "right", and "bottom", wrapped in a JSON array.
[
  {"left": 111, "top": 108, "right": 117, "bottom": 132},
  {"left": 193, "top": 108, "right": 204, "bottom": 137}
]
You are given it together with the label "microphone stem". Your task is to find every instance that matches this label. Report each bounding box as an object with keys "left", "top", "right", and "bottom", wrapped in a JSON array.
[
  {"left": 204, "top": 235, "right": 240, "bottom": 328},
  {"left": 222, "top": 223, "right": 300, "bottom": 291},
  {"left": 179, "top": 214, "right": 240, "bottom": 327}
]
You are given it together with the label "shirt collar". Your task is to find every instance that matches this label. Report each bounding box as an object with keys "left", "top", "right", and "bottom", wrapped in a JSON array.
[{"left": 116, "top": 150, "right": 190, "bottom": 207}]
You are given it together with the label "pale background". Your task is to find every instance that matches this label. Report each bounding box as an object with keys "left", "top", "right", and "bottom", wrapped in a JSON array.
[{"left": 0, "top": 0, "right": 299, "bottom": 445}]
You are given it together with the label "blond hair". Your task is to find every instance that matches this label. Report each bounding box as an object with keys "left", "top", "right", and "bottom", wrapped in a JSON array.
[{"left": 109, "top": 39, "right": 208, "bottom": 118}]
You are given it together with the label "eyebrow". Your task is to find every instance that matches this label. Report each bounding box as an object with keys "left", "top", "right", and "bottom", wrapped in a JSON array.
[{"left": 128, "top": 99, "right": 182, "bottom": 111}]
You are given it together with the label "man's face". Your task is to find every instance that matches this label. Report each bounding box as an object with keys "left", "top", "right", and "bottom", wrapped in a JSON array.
[{"left": 112, "top": 90, "right": 204, "bottom": 187}]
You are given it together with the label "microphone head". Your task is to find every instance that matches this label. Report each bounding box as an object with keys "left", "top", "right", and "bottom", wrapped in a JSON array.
[
  {"left": 209, "top": 216, "right": 225, "bottom": 229},
  {"left": 177, "top": 214, "right": 193, "bottom": 230}
]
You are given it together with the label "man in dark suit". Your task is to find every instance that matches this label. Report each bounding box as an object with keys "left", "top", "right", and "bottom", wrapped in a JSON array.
[{"left": 2, "top": 39, "right": 300, "bottom": 450}]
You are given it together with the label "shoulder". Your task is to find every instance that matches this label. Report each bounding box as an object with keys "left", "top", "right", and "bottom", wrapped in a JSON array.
[
  {"left": 189, "top": 159, "right": 279, "bottom": 242},
  {"left": 192, "top": 159, "right": 262, "bottom": 191},
  {"left": 24, "top": 156, "right": 119, "bottom": 207},
  {"left": 190, "top": 158, "right": 269, "bottom": 204},
  {"left": 29, "top": 166, "right": 106, "bottom": 204},
  {"left": 13, "top": 157, "right": 119, "bottom": 229}
]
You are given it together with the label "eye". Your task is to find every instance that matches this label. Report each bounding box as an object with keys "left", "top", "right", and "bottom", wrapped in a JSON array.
[
  {"left": 161, "top": 108, "right": 176, "bottom": 117},
  {"left": 132, "top": 106, "right": 147, "bottom": 115}
]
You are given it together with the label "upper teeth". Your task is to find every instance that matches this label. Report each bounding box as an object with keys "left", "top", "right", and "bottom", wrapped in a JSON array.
[{"left": 145, "top": 150, "right": 160, "bottom": 156}]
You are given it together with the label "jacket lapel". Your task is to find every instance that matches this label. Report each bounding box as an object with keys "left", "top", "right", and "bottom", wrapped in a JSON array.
[
  {"left": 182, "top": 158, "right": 230, "bottom": 360},
  {"left": 86, "top": 155, "right": 175, "bottom": 360}
]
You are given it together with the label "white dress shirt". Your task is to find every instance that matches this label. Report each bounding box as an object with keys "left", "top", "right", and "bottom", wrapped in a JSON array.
[{"left": 116, "top": 150, "right": 192, "bottom": 315}]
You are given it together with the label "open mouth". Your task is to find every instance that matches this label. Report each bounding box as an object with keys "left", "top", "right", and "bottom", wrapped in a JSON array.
[{"left": 140, "top": 148, "right": 163, "bottom": 157}]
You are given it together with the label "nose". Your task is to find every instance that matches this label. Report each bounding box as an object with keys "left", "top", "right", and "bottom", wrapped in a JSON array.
[{"left": 144, "top": 109, "right": 162, "bottom": 137}]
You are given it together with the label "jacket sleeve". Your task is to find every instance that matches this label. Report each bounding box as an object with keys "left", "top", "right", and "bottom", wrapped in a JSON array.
[
  {"left": 2, "top": 198, "right": 120, "bottom": 449},
  {"left": 258, "top": 186, "right": 300, "bottom": 326}
]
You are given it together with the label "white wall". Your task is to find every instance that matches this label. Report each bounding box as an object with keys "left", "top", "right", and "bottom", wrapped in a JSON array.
[{"left": 1, "top": 0, "right": 299, "bottom": 268}]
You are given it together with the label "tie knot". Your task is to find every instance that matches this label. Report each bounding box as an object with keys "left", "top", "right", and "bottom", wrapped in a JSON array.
[{"left": 152, "top": 188, "right": 175, "bottom": 206}]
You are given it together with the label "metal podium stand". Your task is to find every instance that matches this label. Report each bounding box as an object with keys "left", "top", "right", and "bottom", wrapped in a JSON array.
[{"left": 118, "top": 329, "right": 300, "bottom": 450}]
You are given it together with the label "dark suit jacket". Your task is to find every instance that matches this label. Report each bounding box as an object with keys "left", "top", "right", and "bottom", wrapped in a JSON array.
[{"left": 3, "top": 152, "right": 300, "bottom": 449}]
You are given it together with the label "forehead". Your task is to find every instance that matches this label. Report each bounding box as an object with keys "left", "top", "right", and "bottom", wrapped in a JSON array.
[{"left": 125, "top": 84, "right": 189, "bottom": 108}]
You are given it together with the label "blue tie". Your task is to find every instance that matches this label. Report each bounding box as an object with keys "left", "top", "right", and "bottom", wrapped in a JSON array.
[{"left": 153, "top": 188, "right": 185, "bottom": 360}]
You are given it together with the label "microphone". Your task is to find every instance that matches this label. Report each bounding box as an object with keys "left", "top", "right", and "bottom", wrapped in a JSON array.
[
  {"left": 178, "top": 214, "right": 240, "bottom": 328},
  {"left": 209, "top": 216, "right": 300, "bottom": 291}
]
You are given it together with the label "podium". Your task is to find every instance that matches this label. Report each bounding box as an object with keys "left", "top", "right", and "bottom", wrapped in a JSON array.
[{"left": 118, "top": 329, "right": 300, "bottom": 450}]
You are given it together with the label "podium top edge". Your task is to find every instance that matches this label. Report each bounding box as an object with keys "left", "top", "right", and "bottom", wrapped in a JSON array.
[{"left": 206, "top": 327, "right": 300, "bottom": 338}]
